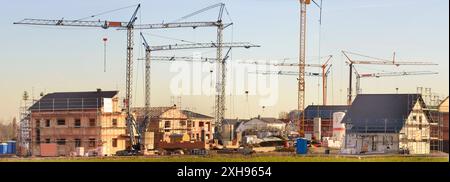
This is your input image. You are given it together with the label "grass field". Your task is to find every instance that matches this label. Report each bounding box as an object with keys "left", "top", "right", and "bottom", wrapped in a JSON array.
[{"left": 1, "top": 155, "right": 448, "bottom": 162}]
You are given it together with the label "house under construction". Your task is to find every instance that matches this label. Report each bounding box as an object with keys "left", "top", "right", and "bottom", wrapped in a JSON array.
[
  {"left": 28, "top": 89, "right": 127, "bottom": 157},
  {"left": 342, "top": 94, "right": 432, "bottom": 154},
  {"left": 133, "top": 106, "right": 214, "bottom": 152}
]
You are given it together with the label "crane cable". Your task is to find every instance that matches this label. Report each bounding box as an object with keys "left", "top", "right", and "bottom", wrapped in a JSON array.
[
  {"left": 141, "top": 32, "right": 198, "bottom": 44},
  {"left": 74, "top": 4, "right": 140, "bottom": 21},
  {"left": 170, "top": 3, "right": 225, "bottom": 23}
]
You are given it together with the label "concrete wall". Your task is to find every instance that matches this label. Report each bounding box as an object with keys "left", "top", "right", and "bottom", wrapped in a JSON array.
[
  {"left": 344, "top": 133, "right": 399, "bottom": 154},
  {"left": 302, "top": 119, "right": 333, "bottom": 138},
  {"left": 99, "top": 113, "right": 126, "bottom": 155}
]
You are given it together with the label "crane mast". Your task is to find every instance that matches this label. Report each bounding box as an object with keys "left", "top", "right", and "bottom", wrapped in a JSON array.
[
  {"left": 298, "top": 0, "right": 308, "bottom": 136},
  {"left": 124, "top": 5, "right": 140, "bottom": 148},
  {"left": 139, "top": 33, "right": 152, "bottom": 147},
  {"left": 215, "top": 23, "right": 226, "bottom": 133}
]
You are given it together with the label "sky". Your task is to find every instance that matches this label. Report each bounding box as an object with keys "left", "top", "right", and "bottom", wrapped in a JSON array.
[{"left": 0, "top": 0, "right": 448, "bottom": 123}]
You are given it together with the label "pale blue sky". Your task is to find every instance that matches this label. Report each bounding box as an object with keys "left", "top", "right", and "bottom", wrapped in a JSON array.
[{"left": 0, "top": 0, "right": 448, "bottom": 122}]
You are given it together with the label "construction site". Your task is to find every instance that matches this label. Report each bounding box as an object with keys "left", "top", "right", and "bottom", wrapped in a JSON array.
[{"left": 0, "top": 0, "right": 448, "bottom": 162}]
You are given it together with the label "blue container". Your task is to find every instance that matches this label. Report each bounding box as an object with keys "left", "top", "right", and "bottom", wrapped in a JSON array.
[
  {"left": 296, "top": 138, "right": 308, "bottom": 155},
  {"left": 7, "top": 141, "right": 16, "bottom": 154},
  {"left": 0, "top": 143, "right": 7, "bottom": 155}
]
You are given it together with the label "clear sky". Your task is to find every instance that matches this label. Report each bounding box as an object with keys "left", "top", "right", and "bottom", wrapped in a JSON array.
[{"left": 0, "top": 0, "right": 448, "bottom": 123}]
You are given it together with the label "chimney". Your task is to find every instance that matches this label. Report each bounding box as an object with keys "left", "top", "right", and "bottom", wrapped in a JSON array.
[{"left": 97, "top": 88, "right": 102, "bottom": 93}]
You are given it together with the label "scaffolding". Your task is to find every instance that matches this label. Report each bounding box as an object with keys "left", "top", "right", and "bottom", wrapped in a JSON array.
[
  {"left": 428, "top": 110, "right": 444, "bottom": 152},
  {"left": 18, "top": 93, "right": 34, "bottom": 156},
  {"left": 417, "top": 87, "right": 445, "bottom": 153}
]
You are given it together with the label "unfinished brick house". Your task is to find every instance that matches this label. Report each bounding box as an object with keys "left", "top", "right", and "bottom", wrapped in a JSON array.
[
  {"left": 29, "top": 89, "right": 127, "bottom": 156},
  {"left": 133, "top": 106, "right": 214, "bottom": 150}
]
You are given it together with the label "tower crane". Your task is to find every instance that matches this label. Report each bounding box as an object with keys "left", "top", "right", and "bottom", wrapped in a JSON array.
[
  {"left": 14, "top": 3, "right": 237, "bottom": 151},
  {"left": 139, "top": 33, "right": 258, "bottom": 146},
  {"left": 134, "top": 3, "right": 236, "bottom": 136},
  {"left": 353, "top": 67, "right": 439, "bottom": 95},
  {"left": 298, "top": 0, "right": 323, "bottom": 136},
  {"left": 240, "top": 55, "right": 333, "bottom": 105},
  {"left": 342, "top": 51, "right": 438, "bottom": 105}
]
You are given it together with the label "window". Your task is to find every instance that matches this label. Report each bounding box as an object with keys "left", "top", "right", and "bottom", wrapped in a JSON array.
[
  {"left": 35, "top": 120, "right": 40, "bottom": 128},
  {"left": 74, "top": 119, "right": 81, "bottom": 128},
  {"left": 187, "top": 120, "right": 192, "bottom": 127},
  {"left": 89, "top": 138, "right": 96, "bottom": 147},
  {"left": 45, "top": 120, "right": 50, "bottom": 127},
  {"left": 112, "top": 138, "right": 118, "bottom": 148},
  {"left": 419, "top": 124, "right": 422, "bottom": 130},
  {"left": 199, "top": 122, "right": 204, "bottom": 127},
  {"left": 89, "top": 119, "right": 96, "bottom": 127},
  {"left": 36, "top": 129, "right": 40, "bottom": 144},
  {"left": 56, "top": 139, "right": 66, "bottom": 145},
  {"left": 75, "top": 139, "right": 81, "bottom": 148},
  {"left": 45, "top": 138, "right": 50, "bottom": 143},
  {"left": 57, "top": 119, "right": 65, "bottom": 126},
  {"left": 112, "top": 119, "right": 118, "bottom": 127},
  {"left": 419, "top": 116, "right": 423, "bottom": 123},
  {"left": 413, "top": 115, "right": 417, "bottom": 121},
  {"left": 180, "top": 120, "right": 186, "bottom": 126},
  {"left": 164, "top": 121, "right": 171, "bottom": 132}
]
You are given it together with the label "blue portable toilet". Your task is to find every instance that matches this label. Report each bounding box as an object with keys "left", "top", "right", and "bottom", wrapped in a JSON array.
[
  {"left": 7, "top": 141, "right": 16, "bottom": 154},
  {"left": 296, "top": 138, "right": 308, "bottom": 155},
  {"left": 0, "top": 143, "right": 7, "bottom": 154}
]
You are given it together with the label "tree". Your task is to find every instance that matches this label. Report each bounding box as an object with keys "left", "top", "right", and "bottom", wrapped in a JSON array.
[
  {"left": 278, "top": 112, "right": 289, "bottom": 120},
  {"left": 0, "top": 117, "right": 17, "bottom": 141}
]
